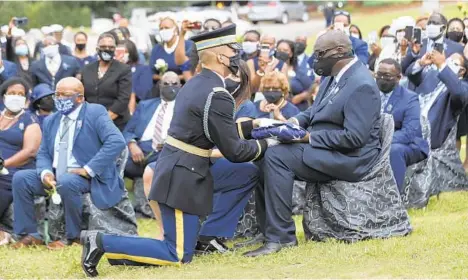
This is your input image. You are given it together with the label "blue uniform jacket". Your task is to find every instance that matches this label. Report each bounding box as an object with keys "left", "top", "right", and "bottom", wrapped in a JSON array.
[
  {"left": 1, "top": 59, "right": 18, "bottom": 81},
  {"left": 30, "top": 55, "right": 80, "bottom": 89},
  {"left": 407, "top": 65, "right": 468, "bottom": 149},
  {"left": 383, "top": 85, "right": 429, "bottom": 156},
  {"left": 294, "top": 61, "right": 381, "bottom": 182},
  {"left": 36, "top": 102, "right": 126, "bottom": 209}
]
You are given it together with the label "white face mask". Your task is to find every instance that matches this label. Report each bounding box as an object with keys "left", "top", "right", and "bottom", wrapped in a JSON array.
[
  {"left": 426, "top": 24, "right": 443, "bottom": 39},
  {"left": 351, "top": 33, "right": 360, "bottom": 39},
  {"left": 121, "top": 53, "right": 129, "bottom": 64},
  {"left": 380, "top": 37, "right": 395, "bottom": 49},
  {"left": 242, "top": 41, "right": 259, "bottom": 54},
  {"left": 396, "top": 31, "right": 405, "bottom": 44},
  {"left": 4, "top": 95, "right": 26, "bottom": 113},
  {"left": 43, "top": 44, "right": 59, "bottom": 58},
  {"left": 159, "top": 28, "right": 175, "bottom": 42}
]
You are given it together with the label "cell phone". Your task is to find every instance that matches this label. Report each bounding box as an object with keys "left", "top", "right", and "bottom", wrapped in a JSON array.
[
  {"left": 434, "top": 42, "right": 444, "bottom": 53},
  {"left": 404, "top": 26, "right": 413, "bottom": 41},
  {"left": 413, "top": 28, "right": 422, "bottom": 44},
  {"left": 368, "top": 31, "right": 378, "bottom": 45},
  {"left": 13, "top": 17, "right": 28, "bottom": 27},
  {"left": 189, "top": 21, "right": 202, "bottom": 30},
  {"left": 334, "top": 22, "right": 345, "bottom": 32}
]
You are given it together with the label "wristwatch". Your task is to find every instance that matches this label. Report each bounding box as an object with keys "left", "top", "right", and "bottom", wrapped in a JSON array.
[{"left": 256, "top": 70, "right": 265, "bottom": 77}]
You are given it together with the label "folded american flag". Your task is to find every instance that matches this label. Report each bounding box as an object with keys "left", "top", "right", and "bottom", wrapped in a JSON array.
[{"left": 252, "top": 122, "right": 307, "bottom": 142}]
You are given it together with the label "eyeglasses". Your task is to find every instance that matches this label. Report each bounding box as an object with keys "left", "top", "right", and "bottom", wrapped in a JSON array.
[
  {"left": 54, "top": 92, "right": 82, "bottom": 98},
  {"left": 334, "top": 10, "right": 350, "bottom": 16},
  {"left": 162, "top": 81, "right": 180, "bottom": 86},
  {"left": 98, "top": 45, "right": 116, "bottom": 51},
  {"left": 375, "top": 72, "right": 397, "bottom": 80},
  {"left": 313, "top": 46, "right": 339, "bottom": 59}
]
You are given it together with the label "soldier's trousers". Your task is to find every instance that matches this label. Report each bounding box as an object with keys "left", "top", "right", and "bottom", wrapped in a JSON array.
[{"left": 102, "top": 203, "right": 199, "bottom": 266}]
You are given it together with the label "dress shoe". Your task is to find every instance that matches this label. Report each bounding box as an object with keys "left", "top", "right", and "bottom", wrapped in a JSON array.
[
  {"left": 234, "top": 233, "right": 265, "bottom": 248},
  {"left": 243, "top": 240, "right": 298, "bottom": 257},
  {"left": 0, "top": 231, "right": 13, "bottom": 246},
  {"left": 47, "top": 238, "right": 80, "bottom": 250},
  {"left": 80, "top": 230, "right": 104, "bottom": 278},
  {"left": 195, "top": 237, "right": 229, "bottom": 255},
  {"left": 11, "top": 235, "right": 44, "bottom": 249}
]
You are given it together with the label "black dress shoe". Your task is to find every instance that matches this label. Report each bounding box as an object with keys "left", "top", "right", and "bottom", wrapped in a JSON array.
[
  {"left": 243, "top": 240, "right": 298, "bottom": 257},
  {"left": 194, "top": 237, "right": 229, "bottom": 255},
  {"left": 234, "top": 233, "right": 265, "bottom": 248},
  {"left": 80, "top": 231, "right": 104, "bottom": 278}
]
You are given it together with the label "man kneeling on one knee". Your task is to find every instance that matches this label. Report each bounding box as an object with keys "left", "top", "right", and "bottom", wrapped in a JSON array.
[
  {"left": 376, "top": 58, "right": 429, "bottom": 193},
  {"left": 11, "top": 77, "right": 126, "bottom": 250}
]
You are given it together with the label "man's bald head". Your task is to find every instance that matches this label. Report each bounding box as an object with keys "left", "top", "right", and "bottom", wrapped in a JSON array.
[
  {"left": 428, "top": 12, "right": 447, "bottom": 26},
  {"left": 314, "top": 30, "right": 352, "bottom": 54},
  {"left": 56, "top": 77, "right": 84, "bottom": 95},
  {"left": 260, "top": 35, "right": 276, "bottom": 48},
  {"left": 295, "top": 36, "right": 307, "bottom": 44},
  {"left": 198, "top": 44, "right": 236, "bottom": 77},
  {"left": 161, "top": 71, "right": 181, "bottom": 85}
]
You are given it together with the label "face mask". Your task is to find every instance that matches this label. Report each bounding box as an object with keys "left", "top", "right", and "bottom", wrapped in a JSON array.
[
  {"left": 37, "top": 95, "right": 55, "bottom": 112},
  {"left": 380, "top": 37, "right": 396, "bottom": 49},
  {"left": 221, "top": 53, "right": 241, "bottom": 76},
  {"left": 376, "top": 78, "right": 397, "bottom": 94},
  {"left": 344, "top": 26, "right": 350, "bottom": 36},
  {"left": 275, "top": 51, "right": 290, "bottom": 63},
  {"left": 313, "top": 53, "right": 350, "bottom": 77},
  {"left": 160, "top": 28, "right": 175, "bottom": 42},
  {"left": 295, "top": 42, "right": 306, "bottom": 55},
  {"left": 75, "top": 43, "right": 86, "bottom": 51},
  {"left": 396, "top": 32, "right": 405, "bottom": 44},
  {"left": 447, "top": 31, "right": 464, "bottom": 43},
  {"left": 447, "top": 59, "right": 461, "bottom": 75},
  {"left": 160, "top": 85, "right": 180, "bottom": 101},
  {"left": 242, "top": 41, "right": 259, "bottom": 54},
  {"left": 4, "top": 95, "right": 25, "bottom": 113},
  {"left": 263, "top": 90, "right": 283, "bottom": 104},
  {"left": 426, "top": 24, "right": 443, "bottom": 39},
  {"left": 54, "top": 94, "right": 80, "bottom": 115},
  {"left": 225, "top": 78, "right": 241, "bottom": 97},
  {"left": 43, "top": 44, "right": 59, "bottom": 58},
  {"left": 97, "top": 49, "right": 114, "bottom": 62},
  {"left": 351, "top": 33, "right": 360, "bottom": 39},
  {"left": 121, "top": 53, "right": 129, "bottom": 64},
  {"left": 15, "top": 45, "right": 28, "bottom": 56}
]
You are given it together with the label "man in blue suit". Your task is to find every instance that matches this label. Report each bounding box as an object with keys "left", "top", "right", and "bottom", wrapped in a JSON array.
[
  {"left": 123, "top": 72, "right": 180, "bottom": 216},
  {"left": 406, "top": 51, "right": 468, "bottom": 150},
  {"left": 30, "top": 36, "right": 80, "bottom": 90},
  {"left": 308, "top": 10, "right": 369, "bottom": 70},
  {"left": 376, "top": 58, "right": 429, "bottom": 192},
  {"left": 11, "top": 77, "right": 126, "bottom": 249},
  {"left": 243, "top": 31, "right": 381, "bottom": 257},
  {"left": 401, "top": 12, "right": 464, "bottom": 75}
]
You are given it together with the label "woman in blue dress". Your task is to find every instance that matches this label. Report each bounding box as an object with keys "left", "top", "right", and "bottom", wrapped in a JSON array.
[
  {"left": 73, "top": 32, "right": 97, "bottom": 69},
  {"left": 149, "top": 17, "right": 193, "bottom": 96},
  {"left": 0, "top": 78, "right": 41, "bottom": 245},
  {"left": 118, "top": 40, "right": 153, "bottom": 115},
  {"left": 276, "top": 39, "right": 313, "bottom": 111},
  {"left": 254, "top": 70, "right": 300, "bottom": 121}
]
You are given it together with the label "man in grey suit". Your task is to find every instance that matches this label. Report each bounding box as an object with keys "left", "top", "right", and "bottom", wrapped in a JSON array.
[{"left": 242, "top": 30, "right": 381, "bottom": 257}]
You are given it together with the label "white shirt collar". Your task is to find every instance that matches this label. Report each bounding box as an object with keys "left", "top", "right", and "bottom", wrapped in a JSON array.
[
  {"left": 65, "top": 103, "right": 83, "bottom": 121},
  {"left": 335, "top": 56, "right": 358, "bottom": 83},
  {"left": 297, "top": 53, "right": 306, "bottom": 64},
  {"left": 210, "top": 69, "right": 226, "bottom": 88}
]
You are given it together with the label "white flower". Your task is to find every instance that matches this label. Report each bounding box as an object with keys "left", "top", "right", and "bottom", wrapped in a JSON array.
[
  {"left": 155, "top": 59, "right": 168, "bottom": 70},
  {"left": 52, "top": 192, "right": 62, "bottom": 204}
]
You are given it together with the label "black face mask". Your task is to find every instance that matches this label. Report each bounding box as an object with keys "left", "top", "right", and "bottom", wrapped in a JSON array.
[
  {"left": 295, "top": 42, "right": 306, "bottom": 55},
  {"left": 97, "top": 49, "right": 115, "bottom": 62},
  {"left": 313, "top": 51, "right": 353, "bottom": 76},
  {"left": 275, "top": 51, "right": 290, "bottom": 63},
  {"left": 376, "top": 78, "right": 397, "bottom": 94},
  {"left": 160, "top": 85, "right": 180, "bottom": 101},
  {"left": 222, "top": 53, "right": 241, "bottom": 76},
  {"left": 447, "top": 31, "right": 464, "bottom": 43},
  {"left": 36, "top": 95, "right": 55, "bottom": 112},
  {"left": 263, "top": 90, "right": 283, "bottom": 104},
  {"left": 225, "top": 79, "right": 241, "bottom": 98},
  {"left": 76, "top": 44, "right": 86, "bottom": 51}
]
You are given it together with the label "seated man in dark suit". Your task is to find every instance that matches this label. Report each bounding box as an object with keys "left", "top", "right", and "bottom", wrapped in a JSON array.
[
  {"left": 243, "top": 30, "right": 381, "bottom": 257},
  {"left": 401, "top": 12, "right": 464, "bottom": 75},
  {"left": 30, "top": 36, "right": 80, "bottom": 89},
  {"left": 376, "top": 58, "right": 429, "bottom": 193},
  {"left": 123, "top": 71, "right": 180, "bottom": 217},
  {"left": 307, "top": 10, "right": 369, "bottom": 69},
  {"left": 11, "top": 77, "right": 126, "bottom": 249}
]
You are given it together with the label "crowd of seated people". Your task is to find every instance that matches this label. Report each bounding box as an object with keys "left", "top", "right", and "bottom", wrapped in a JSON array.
[{"left": 0, "top": 9, "right": 467, "bottom": 272}]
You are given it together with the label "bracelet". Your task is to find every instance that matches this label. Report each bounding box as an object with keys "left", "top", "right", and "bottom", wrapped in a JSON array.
[{"left": 256, "top": 70, "right": 265, "bottom": 77}]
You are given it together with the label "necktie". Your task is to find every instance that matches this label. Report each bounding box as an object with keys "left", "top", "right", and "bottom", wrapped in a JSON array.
[
  {"left": 320, "top": 79, "right": 337, "bottom": 104},
  {"left": 56, "top": 117, "right": 72, "bottom": 179},
  {"left": 152, "top": 102, "right": 168, "bottom": 150},
  {"left": 381, "top": 93, "right": 390, "bottom": 113}
]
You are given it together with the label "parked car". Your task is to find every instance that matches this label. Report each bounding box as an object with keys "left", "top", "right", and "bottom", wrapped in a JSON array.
[{"left": 247, "top": 0, "right": 309, "bottom": 25}]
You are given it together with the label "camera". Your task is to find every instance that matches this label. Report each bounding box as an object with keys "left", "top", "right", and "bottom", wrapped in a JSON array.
[{"left": 13, "top": 17, "right": 28, "bottom": 27}]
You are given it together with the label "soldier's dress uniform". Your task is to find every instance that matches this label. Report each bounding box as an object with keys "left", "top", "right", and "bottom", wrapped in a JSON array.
[{"left": 93, "top": 25, "right": 268, "bottom": 267}]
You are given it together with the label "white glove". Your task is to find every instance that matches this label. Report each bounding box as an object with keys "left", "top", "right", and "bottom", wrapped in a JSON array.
[
  {"left": 266, "top": 138, "right": 280, "bottom": 147},
  {"left": 258, "top": 118, "right": 284, "bottom": 128},
  {"left": 0, "top": 167, "right": 8, "bottom": 176}
]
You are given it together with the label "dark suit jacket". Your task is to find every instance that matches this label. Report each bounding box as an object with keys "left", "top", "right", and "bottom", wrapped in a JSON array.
[
  {"left": 123, "top": 97, "right": 161, "bottom": 153},
  {"left": 294, "top": 61, "right": 381, "bottom": 182},
  {"left": 383, "top": 85, "right": 429, "bottom": 157},
  {"left": 407, "top": 65, "right": 468, "bottom": 149},
  {"left": 81, "top": 60, "right": 132, "bottom": 131},
  {"left": 36, "top": 102, "right": 126, "bottom": 209},
  {"left": 30, "top": 55, "right": 80, "bottom": 89}
]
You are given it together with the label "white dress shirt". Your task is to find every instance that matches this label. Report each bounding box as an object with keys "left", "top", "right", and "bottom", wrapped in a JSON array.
[
  {"left": 46, "top": 55, "right": 62, "bottom": 76},
  {"left": 140, "top": 100, "right": 175, "bottom": 142},
  {"left": 41, "top": 104, "right": 95, "bottom": 182}
]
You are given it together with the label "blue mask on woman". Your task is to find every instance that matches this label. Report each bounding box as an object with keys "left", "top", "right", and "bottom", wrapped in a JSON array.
[{"left": 54, "top": 94, "right": 80, "bottom": 115}]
